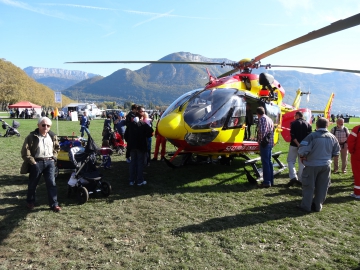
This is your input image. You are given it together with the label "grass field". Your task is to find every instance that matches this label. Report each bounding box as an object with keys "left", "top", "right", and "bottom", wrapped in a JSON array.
[{"left": 0, "top": 115, "right": 359, "bottom": 269}]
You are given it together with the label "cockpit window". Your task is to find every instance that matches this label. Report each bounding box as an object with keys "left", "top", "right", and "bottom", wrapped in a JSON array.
[
  {"left": 161, "top": 89, "right": 201, "bottom": 118},
  {"left": 184, "top": 88, "right": 245, "bottom": 129}
]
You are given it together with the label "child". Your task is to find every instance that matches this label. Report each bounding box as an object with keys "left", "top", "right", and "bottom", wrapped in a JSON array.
[{"left": 100, "top": 140, "right": 113, "bottom": 169}]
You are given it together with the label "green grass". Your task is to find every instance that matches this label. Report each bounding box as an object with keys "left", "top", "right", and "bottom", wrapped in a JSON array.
[{"left": 0, "top": 117, "right": 359, "bottom": 269}]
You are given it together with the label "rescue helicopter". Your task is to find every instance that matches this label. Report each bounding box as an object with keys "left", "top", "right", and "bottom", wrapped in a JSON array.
[{"left": 67, "top": 13, "right": 360, "bottom": 178}]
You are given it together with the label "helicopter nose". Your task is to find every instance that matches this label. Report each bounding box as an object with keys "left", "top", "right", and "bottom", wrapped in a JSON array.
[{"left": 157, "top": 113, "right": 185, "bottom": 139}]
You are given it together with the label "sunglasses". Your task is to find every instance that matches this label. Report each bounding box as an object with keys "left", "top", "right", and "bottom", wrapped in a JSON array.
[{"left": 41, "top": 124, "right": 51, "bottom": 128}]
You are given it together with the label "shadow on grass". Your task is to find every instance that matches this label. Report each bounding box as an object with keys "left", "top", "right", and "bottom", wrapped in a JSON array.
[
  {"left": 172, "top": 200, "right": 308, "bottom": 234},
  {"left": 0, "top": 155, "right": 288, "bottom": 245},
  {"left": 172, "top": 191, "right": 357, "bottom": 235}
]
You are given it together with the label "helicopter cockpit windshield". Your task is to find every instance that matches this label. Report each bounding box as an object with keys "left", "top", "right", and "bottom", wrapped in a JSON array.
[
  {"left": 184, "top": 88, "right": 246, "bottom": 130},
  {"left": 161, "top": 88, "right": 201, "bottom": 119}
]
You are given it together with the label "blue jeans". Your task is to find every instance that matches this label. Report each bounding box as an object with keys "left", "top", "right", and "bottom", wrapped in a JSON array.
[
  {"left": 27, "top": 159, "right": 59, "bottom": 208},
  {"left": 260, "top": 144, "right": 274, "bottom": 185},
  {"left": 80, "top": 126, "right": 90, "bottom": 137},
  {"left": 129, "top": 149, "right": 145, "bottom": 184}
]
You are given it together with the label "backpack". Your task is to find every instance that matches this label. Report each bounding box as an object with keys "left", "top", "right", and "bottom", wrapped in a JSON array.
[
  {"left": 332, "top": 126, "right": 349, "bottom": 145},
  {"left": 332, "top": 126, "right": 349, "bottom": 137}
]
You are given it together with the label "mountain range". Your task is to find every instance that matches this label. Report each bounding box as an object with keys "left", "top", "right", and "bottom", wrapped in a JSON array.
[
  {"left": 23, "top": 52, "right": 360, "bottom": 115},
  {"left": 24, "top": 66, "right": 100, "bottom": 91}
]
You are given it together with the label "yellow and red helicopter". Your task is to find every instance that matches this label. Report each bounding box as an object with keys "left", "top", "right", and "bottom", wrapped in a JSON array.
[{"left": 67, "top": 13, "right": 360, "bottom": 176}]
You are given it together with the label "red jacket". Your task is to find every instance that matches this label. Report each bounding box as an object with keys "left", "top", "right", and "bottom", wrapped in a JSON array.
[{"left": 347, "top": 125, "right": 360, "bottom": 158}]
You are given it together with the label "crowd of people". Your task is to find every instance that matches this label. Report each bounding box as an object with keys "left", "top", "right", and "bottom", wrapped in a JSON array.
[
  {"left": 19, "top": 103, "right": 360, "bottom": 213},
  {"left": 256, "top": 107, "right": 359, "bottom": 213},
  {"left": 99, "top": 105, "right": 166, "bottom": 186}
]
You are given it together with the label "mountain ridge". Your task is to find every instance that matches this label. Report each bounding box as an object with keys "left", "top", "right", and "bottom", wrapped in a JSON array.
[{"left": 21, "top": 52, "right": 360, "bottom": 115}]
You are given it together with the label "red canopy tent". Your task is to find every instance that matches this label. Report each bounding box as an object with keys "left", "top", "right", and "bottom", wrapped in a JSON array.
[{"left": 8, "top": 101, "right": 41, "bottom": 109}]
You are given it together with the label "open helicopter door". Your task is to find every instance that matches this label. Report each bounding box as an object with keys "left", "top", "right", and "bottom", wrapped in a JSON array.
[{"left": 281, "top": 108, "right": 312, "bottom": 143}]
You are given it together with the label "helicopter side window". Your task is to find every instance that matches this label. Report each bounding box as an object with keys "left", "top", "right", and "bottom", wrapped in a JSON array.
[
  {"left": 226, "top": 101, "right": 246, "bottom": 128},
  {"left": 264, "top": 103, "right": 281, "bottom": 126}
]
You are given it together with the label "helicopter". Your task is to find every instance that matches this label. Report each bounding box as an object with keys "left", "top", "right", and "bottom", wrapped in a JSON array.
[{"left": 67, "top": 13, "right": 360, "bottom": 175}]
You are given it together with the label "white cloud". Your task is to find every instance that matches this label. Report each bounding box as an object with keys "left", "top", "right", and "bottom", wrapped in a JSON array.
[
  {"left": 124, "top": 9, "right": 213, "bottom": 19},
  {"left": 0, "top": 0, "right": 79, "bottom": 20},
  {"left": 40, "top": 3, "right": 118, "bottom": 11},
  {"left": 102, "top": 31, "right": 116, "bottom": 38}
]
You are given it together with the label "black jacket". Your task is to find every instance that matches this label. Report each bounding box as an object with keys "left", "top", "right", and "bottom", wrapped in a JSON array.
[
  {"left": 290, "top": 118, "right": 312, "bottom": 147},
  {"left": 124, "top": 121, "right": 153, "bottom": 152}
]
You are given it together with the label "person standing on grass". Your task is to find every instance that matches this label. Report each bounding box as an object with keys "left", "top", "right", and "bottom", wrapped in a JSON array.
[
  {"left": 152, "top": 118, "right": 166, "bottom": 161},
  {"left": 79, "top": 111, "right": 90, "bottom": 138},
  {"left": 287, "top": 111, "right": 312, "bottom": 187},
  {"left": 256, "top": 106, "right": 274, "bottom": 188},
  {"left": 124, "top": 107, "right": 154, "bottom": 186},
  {"left": 347, "top": 124, "right": 360, "bottom": 199},
  {"left": 114, "top": 112, "right": 126, "bottom": 141},
  {"left": 124, "top": 104, "right": 138, "bottom": 163},
  {"left": 330, "top": 118, "right": 349, "bottom": 174},
  {"left": 297, "top": 117, "right": 340, "bottom": 212},
  {"left": 20, "top": 117, "right": 61, "bottom": 212},
  {"left": 141, "top": 111, "right": 153, "bottom": 166}
]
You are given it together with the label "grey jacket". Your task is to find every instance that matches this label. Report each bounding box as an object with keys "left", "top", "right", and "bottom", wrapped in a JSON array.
[{"left": 298, "top": 128, "right": 340, "bottom": 167}]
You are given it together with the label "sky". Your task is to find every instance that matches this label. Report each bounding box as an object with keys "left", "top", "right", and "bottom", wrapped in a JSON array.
[{"left": 1, "top": 0, "right": 360, "bottom": 77}]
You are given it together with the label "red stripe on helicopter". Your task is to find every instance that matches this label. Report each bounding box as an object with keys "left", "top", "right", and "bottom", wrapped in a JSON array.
[{"left": 168, "top": 139, "right": 260, "bottom": 153}]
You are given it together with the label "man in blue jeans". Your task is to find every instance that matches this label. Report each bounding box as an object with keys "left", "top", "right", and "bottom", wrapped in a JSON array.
[
  {"left": 80, "top": 111, "right": 90, "bottom": 137},
  {"left": 256, "top": 106, "right": 274, "bottom": 188},
  {"left": 20, "top": 117, "right": 61, "bottom": 212}
]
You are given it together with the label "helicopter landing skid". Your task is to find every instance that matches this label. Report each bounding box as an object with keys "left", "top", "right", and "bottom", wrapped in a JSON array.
[
  {"left": 164, "top": 152, "right": 194, "bottom": 168},
  {"left": 243, "top": 151, "right": 287, "bottom": 184}
]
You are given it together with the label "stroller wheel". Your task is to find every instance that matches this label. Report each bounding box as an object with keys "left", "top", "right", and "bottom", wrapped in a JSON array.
[
  {"left": 101, "top": 181, "right": 112, "bottom": 197},
  {"left": 77, "top": 186, "right": 89, "bottom": 204}
]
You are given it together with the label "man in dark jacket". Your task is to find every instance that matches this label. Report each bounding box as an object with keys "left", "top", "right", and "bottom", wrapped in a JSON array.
[
  {"left": 124, "top": 104, "right": 138, "bottom": 163},
  {"left": 21, "top": 117, "right": 61, "bottom": 212},
  {"left": 124, "top": 108, "right": 153, "bottom": 186},
  {"left": 287, "top": 111, "right": 312, "bottom": 187}
]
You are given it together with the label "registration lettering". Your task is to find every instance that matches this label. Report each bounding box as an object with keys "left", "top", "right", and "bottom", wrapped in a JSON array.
[{"left": 225, "top": 145, "right": 258, "bottom": 151}]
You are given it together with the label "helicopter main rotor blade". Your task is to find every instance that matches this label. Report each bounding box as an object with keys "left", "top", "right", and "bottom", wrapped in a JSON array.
[
  {"left": 217, "top": 68, "right": 239, "bottom": 78},
  {"left": 65, "top": 60, "right": 229, "bottom": 66},
  {"left": 265, "top": 65, "right": 360, "bottom": 74},
  {"left": 253, "top": 13, "right": 360, "bottom": 62}
]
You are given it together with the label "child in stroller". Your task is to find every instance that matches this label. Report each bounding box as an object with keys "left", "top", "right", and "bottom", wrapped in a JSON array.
[
  {"left": 99, "top": 140, "right": 113, "bottom": 169},
  {"left": 102, "top": 126, "right": 126, "bottom": 155},
  {"left": 67, "top": 135, "right": 111, "bottom": 204}
]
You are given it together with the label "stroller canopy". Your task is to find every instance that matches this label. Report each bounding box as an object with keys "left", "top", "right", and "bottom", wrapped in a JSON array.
[{"left": 85, "top": 135, "right": 100, "bottom": 154}]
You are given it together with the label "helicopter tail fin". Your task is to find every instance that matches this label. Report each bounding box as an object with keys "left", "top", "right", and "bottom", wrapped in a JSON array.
[
  {"left": 323, "top": 93, "right": 335, "bottom": 120},
  {"left": 292, "top": 89, "right": 302, "bottom": 109},
  {"left": 311, "top": 93, "right": 335, "bottom": 120}
]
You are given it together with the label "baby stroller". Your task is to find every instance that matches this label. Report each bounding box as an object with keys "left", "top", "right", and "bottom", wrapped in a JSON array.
[
  {"left": 102, "top": 126, "right": 126, "bottom": 155},
  {"left": 67, "top": 135, "right": 112, "bottom": 204},
  {"left": 0, "top": 119, "right": 20, "bottom": 137}
]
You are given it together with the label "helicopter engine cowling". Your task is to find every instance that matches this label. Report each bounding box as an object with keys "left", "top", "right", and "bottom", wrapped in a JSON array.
[{"left": 259, "top": 73, "right": 275, "bottom": 95}]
